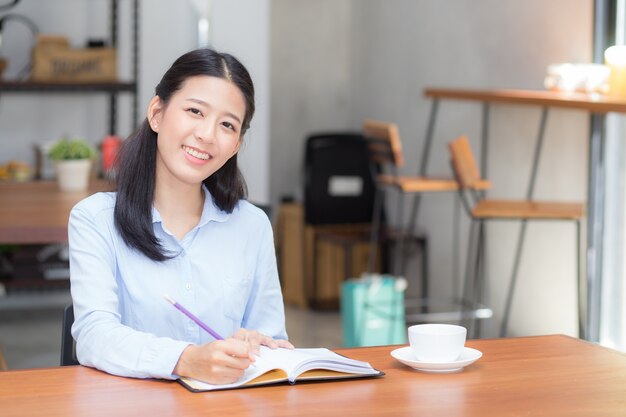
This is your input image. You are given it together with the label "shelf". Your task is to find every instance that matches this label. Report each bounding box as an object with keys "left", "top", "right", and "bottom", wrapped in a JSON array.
[
  {"left": 0, "top": 81, "right": 136, "bottom": 93},
  {"left": 0, "top": 0, "right": 140, "bottom": 133}
]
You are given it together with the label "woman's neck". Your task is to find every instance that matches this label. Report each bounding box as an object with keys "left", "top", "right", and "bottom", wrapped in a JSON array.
[{"left": 153, "top": 179, "right": 205, "bottom": 241}]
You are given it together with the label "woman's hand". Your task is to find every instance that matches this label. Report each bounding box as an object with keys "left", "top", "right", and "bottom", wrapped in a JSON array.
[
  {"left": 173, "top": 330, "right": 294, "bottom": 385},
  {"left": 232, "top": 328, "right": 295, "bottom": 356},
  {"left": 173, "top": 338, "right": 255, "bottom": 385}
]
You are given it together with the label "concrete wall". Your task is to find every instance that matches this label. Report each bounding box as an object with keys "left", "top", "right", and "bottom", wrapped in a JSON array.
[
  {"left": 271, "top": 0, "right": 593, "bottom": 337},
  {"left": 270, "top": 0, "right": 354, "bottom": 204}
]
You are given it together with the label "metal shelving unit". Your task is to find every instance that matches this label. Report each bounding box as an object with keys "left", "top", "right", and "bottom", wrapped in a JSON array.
[
  {"left": 0, "top": 0, "right": 140, "bottom": 134},
  {"left": 0, "top": 1, "right": 139, "bottom": 305}
]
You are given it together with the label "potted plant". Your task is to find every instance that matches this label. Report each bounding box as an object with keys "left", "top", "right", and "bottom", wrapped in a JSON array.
[{"left": 48, "top": 138, "right": 96, "bottom": 192}]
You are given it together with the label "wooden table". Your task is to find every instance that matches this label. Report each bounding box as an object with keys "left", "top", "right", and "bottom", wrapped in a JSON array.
[
  {"left": 421, "top": 88, "right": 626, "bottom": 341},
  {"left": 424, "top": 88, "right": 626, "bottom": 113},
  {"left": 1, "top": 335, "right": 624, "bottom": 417},
  {"left": 0, "top": 180, "right": 112, "bottom": 244}
]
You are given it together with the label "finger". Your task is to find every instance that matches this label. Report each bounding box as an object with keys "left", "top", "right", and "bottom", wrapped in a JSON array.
[
  {"left": 232, "top": 328, "right": 249, "bottom": 341},
  {"left": 208, "top": 361, "right": 248, "bottom": 384},
  {"left": 187, "top": 342, "right": 252, "bottom": 384},
  {"left": 274, "top": 339, "right": 295, "bottom": 349},
  {"left": 247, "top": 337, "right": 262, "bottom": 356},
  {"left": 218, "top": 338, "right": 253, "bottom": 362},
  {"left": 213, "top": 347, "right": 253, "bottom": 371},
  {"left": 233, "top": 329, "right": 262, "bottom": 357},
  {"left": 259, "top": 334, "right": 279, "bottom": 349},
  {"left": 232, "top": 329, "right": 282, "bottom": 351},
  {"left": 222, "top": 353, "right": 253, "bottom": 371}
]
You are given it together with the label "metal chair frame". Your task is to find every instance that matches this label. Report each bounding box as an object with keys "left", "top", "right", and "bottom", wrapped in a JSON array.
[
  {"left": 448, "top": 135, "right": 584, "bottom": 337},
  {"left": 364, "top": 120, "right": 492, "bottom": 330}
]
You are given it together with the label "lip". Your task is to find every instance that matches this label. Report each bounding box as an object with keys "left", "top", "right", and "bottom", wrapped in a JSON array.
[{"left": 182, "top": 145, "right": 211, "bottom": 165}]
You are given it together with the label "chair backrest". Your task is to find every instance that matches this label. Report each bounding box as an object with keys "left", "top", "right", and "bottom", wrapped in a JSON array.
[
  {"left": 448, "top": 135, "right": 483, "bottom": 189},
  {"left": 61, "top": 304, "right": 79, "bottom": 366},
  {"left": 0, "top": 347, "right": 7, "bottom": 370},
  {"left": 304, "top": 132, "right": 378, "bottom": 225},
  {"left": 362, "top": 119, "right": 405, "bottom": 169}
]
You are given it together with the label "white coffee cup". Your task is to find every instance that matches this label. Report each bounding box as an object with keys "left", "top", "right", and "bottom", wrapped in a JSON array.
[{"left": 408, "top": 324, "right": 467, "bottom": 363}]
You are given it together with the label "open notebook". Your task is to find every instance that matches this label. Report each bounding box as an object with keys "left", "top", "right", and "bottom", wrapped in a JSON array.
[{"left": 179, "top": 346, "right": 383, "bottom": 392}]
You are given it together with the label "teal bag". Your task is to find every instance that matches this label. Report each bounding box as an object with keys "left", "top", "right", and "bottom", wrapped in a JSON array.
[{"left": 341, "top": 275, "right": 407, "bottom": 347}]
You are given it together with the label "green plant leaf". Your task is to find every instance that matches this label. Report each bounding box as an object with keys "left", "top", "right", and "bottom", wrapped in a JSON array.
[{"left": 48, "top": 138, "right": 96, "bottom": 160}]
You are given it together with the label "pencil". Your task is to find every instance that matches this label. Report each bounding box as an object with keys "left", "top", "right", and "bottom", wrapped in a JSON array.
[{"left": 163, "top": 294, "right": 224, "bottom": 341}]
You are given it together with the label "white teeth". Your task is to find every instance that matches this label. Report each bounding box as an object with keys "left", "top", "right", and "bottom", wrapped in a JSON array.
[{"left": 183, "top": 146, "right": 209, "bottom": 160}]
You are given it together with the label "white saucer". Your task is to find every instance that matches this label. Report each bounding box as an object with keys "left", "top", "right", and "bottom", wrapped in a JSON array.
[{"left": 390, "top": 346, "right": 482, "bottom": 373}]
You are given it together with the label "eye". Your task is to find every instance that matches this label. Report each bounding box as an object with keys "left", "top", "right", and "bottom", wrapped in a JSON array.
[
  {"left": 222, "top": 121, "right": 238, "bottom": 132},
  {"left": 187, "top": 107, "right": 203, "bottom": 117}
]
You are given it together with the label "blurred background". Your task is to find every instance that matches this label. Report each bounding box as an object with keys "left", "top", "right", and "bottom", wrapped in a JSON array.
[{"left": 2, "top": 0, "right": 626, "bottom": 370}]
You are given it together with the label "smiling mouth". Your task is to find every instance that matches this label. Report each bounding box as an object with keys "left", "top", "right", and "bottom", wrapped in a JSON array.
[{"left": 182, "top": 145, "right": 210, "bottom": 160}]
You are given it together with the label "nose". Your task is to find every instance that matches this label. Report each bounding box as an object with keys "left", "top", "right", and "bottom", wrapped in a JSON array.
[{"left": 195, "top": 119, "right": 215, "bottom": 143}]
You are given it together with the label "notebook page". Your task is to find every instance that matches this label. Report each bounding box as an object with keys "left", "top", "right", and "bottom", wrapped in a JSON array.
[
  {"left": 180, "top": 347, "right": 378, "bottom": 390},
  {"left": 289, "top": 348, "right": 377, "bottom": 377},
  {"left": 256, "top": 347, "right": 377, "bottom": 380}
]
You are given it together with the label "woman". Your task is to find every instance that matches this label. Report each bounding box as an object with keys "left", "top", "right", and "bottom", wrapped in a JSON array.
[{"left": 69, "top": 48, "right": 292, "bottom": 385}]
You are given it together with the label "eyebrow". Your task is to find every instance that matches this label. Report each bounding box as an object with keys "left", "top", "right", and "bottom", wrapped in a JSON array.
[{"left": 186, "top": 98, "right": 242, "bottom": 124}]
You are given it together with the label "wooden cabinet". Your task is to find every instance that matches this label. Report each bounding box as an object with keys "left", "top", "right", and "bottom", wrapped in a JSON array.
[{"left": 275, "top": 202, "right": 381, "bottom": 310}]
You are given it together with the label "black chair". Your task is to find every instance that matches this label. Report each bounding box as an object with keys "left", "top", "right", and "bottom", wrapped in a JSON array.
[
  {"left": 302, "top": 132, "right": 428, "bottom": 309},
  {"left": 60, "top": 304, "right": 79, "bottom": 366},
  {"left": 304, "top": 132, "right": 378, "bottom": 226},
  {"left": 0, "top": 346, "right": 7, "bottom": 370},
  {"left": 302, "top": 133, "right": 381, "bottom": 308}
]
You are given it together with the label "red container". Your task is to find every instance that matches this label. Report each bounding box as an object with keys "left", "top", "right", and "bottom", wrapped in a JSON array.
[{"left": 102, "top": 135, "right": 122, "bottom": 173}]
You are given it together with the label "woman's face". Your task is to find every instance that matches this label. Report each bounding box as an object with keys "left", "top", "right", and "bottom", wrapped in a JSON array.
[{"left": 148, "top": 75, "right": 246, "bottom": 189}]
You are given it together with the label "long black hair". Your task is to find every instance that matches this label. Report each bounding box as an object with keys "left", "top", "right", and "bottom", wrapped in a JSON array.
[{"left": 114, "top": 48, "right": 255, "bottom": 261}]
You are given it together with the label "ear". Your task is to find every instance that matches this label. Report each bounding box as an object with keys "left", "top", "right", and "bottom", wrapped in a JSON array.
[{"left": 146, "top": 96, "right": 163, "bottom": 132}]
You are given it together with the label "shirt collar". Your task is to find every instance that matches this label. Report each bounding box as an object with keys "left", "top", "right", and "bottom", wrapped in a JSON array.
[
  {"left": 198, "top": 183, "right": 230, "bottom": 226},
  {"left": 151, "top": 184, "right": 231, "bottom": 226}
]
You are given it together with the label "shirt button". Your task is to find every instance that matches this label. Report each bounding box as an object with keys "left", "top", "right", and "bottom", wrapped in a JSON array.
[{"left": 185, "top": 283, "right": 193, "bottom": 291}]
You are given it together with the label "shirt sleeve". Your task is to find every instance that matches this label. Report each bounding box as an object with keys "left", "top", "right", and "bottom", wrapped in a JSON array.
[
  {"left": 68, "top": 200, "right": 190, "bottom": 380},
  {"left": 240, "top": 212, "right": 289, "bottom": 340}
]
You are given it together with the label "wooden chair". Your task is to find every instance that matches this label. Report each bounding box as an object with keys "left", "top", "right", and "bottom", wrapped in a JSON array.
[
  {"left": 448, "top": 135, "right": 584, "bottom": 337},
  {"left": 363, "top": 120, "right": 492, "bottom": 326}
]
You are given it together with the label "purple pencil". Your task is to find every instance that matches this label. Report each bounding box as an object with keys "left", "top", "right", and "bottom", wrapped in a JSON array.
[{"left": 163, "top": 294, "right": 224, "bottom": 340}]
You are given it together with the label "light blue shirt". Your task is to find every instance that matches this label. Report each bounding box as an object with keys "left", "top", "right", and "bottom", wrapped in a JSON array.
[{"left": 68, "top": 189, "right": 287, "bottom": 380}]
